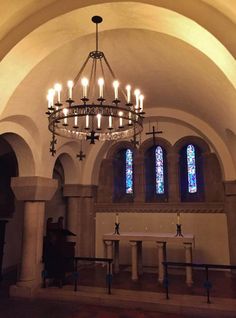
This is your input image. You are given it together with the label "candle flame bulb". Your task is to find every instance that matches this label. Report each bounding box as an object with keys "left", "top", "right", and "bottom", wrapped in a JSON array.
[
  {"left": 67, "top": 80, "right": 74, "bottom": 99},
  {"left": 134, "top": 89, "right": 140, "bottom": 109},
  {"left": 81, "top": 77, "right": 89, "bottom": 98},
  {"left": 97, "top": 113, "right": 102, "bottom": 129},
  {"left": 98, "top": 78, "right": 104, "bottom": 98},
  {"left": 126, "top": 84, "right": 131, "bottom": 103},
  {"left": 54, "top": 83, "right": 62, "bottom": 103},
  {"left": 139, "top": 94, "right": 144, "bottom": 112},
  {"left": 113, "top": 80, "right": 119, "bottom": 100}
]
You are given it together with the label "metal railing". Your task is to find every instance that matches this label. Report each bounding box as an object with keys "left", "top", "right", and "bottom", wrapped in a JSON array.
[
  {"left": 163, "top": 261, "right": 236, "bottom": 303},
  {"left": 73, "top": 257, "right": 113, "bottom": 294}
]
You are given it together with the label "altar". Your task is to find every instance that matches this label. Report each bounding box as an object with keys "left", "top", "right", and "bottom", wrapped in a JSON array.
[{"left": 103, "top": 232, "right": 195, "bottom": 285}]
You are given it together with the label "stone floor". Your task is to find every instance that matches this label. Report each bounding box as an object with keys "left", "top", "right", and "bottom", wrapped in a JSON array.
[{"left": 1, "top": 266, "right": 236, "bottom": 318}]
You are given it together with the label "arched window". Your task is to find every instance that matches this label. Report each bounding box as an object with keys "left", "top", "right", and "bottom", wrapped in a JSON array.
[
  {"left": 155, "top": 146, "right": 164, "bottom": 194},
  {"left": 180, "top": 143, "right": 204, "bottom": 201},
  {"left": 145, "top": 145, "right": 168, "bottom": 202},
  {"left": 187, "top": 144, "right": 197, "bottom": 193},
  {"left": 125, "top": 149, "right": 133, "bottom": 194},
  {"left": 113, "top": 148, "right": 134, "bottom": 202}
]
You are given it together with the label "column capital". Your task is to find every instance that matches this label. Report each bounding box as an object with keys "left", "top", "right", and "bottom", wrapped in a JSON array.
[
  {"left": 63, "top": 184, "right": 97, "bottom": 197},
  {"left": 11, "top": 176, "right": 58, "bottom": 201},
  {"left": 224, "top": 181, "right": 236, "bottom": 196}
]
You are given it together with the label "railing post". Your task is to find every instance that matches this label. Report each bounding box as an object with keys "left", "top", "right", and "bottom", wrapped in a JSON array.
[
  {"left": 205, "top": 265, "right": 211, "bottom": 304},
  {"left": 163, "top": 262, "right": 169, "bottom": 300},
  {"left": 74, "top": 258, "right": 78, "bottom": 292}
]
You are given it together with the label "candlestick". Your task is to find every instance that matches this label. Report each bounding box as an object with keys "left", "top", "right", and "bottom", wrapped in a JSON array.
[
  {"left": 63, "top": 108, "right": 68, "bottom": 125},
  {"left": 67, "top": 80, "right": 74, "bottom": 99},
  {"left": 98, "top": 78, "right": 104, "bottom": 98},
  {"left": 109, "top": 115, "right": 112, "bottom": 129},
  {"left": 85, "top": 114, "right": 89, "bottom": 129},
  {"left": 81, "top": 77, "right": 89, "bottom": 98},
  {"left": 134, "top": 89, "right": 140, "bottom": 110},
  {"left": 126, "top": 84, "right": 131, "bottom": 103},
  {"left": 115, "top": 213, "right": 119, "bottom": 224},
  {"left": 113, "top": 80, "right": 119, "bottom": 100},
  {"left": 139, "top": 94, "right": 144, "bottom": 112},
  {"left": 177, "top": 212, "right": 180, "bottom": 225},
  {"left": 97, "top": 113, "right": 101, "bottom": 129},
  {"left": 54, "top": 83, "right": 62, "bottom": 103},
  {"left": 118, "top": 111, "right": 123, "bottom": 127}
]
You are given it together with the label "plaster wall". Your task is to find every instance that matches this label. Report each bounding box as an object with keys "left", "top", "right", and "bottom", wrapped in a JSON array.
[{"left": 96, "top": 212, "right": 230, "bottom": 267}]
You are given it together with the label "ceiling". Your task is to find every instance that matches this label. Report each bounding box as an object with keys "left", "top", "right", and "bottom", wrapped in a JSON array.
[{"left": 0, "top": 0, "right": 235, "bottom": 181}]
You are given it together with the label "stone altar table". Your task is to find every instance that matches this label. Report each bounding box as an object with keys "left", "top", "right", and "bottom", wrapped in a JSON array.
[{"left": 103, "top": 232, "right": 195, "bottom": 285}]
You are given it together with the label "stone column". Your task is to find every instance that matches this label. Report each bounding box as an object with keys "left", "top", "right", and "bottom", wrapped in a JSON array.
[
  {"left": 104, "top": 240, "right": 113, "bottom": 274},
  {"left": 130, "top": 241, "right": 138, "bottom": 280},
  {"left": 134, "top": 155, "right": 145, "bottom": 203},
  {"left": 167, "top": 153, "right": 180, "bottom": 202},
  {"left": 10, "top": 176, "right": 57, "bottom": 297},
  {"left": 137, "top": 241, "right": 143, "bottom": 275},
  {"left": 157, "top": 241, "right": 166, "bottom": 283},
  {"left": 224, "top": 181, "right": 236, "bottom": 268},
  {"left": 114, "top": 240, "right": 120, "bottom": 274},
  {"left": 64, "top": 184, "right": 97, "bottom": 257},
  {"left": 184, "top": 243, "right": 193, "bottom": 286}
]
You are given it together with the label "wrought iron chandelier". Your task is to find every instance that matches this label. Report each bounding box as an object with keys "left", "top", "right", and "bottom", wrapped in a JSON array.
[{"left": 46, "top": 16, "right": 145, "bottom": 155}]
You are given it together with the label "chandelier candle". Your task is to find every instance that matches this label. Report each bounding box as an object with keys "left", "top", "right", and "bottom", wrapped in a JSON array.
[
  {"left": 67, "top": 80, "right": 74, "bottom": 99},
  {"left": 46, "top": 16, "right": 145, "bottom": 154}
]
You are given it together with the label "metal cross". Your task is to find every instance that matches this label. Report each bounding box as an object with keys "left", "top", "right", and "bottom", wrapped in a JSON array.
[
  {"left": 86, "top": 130, "right": 99, "bottom": 144},
  {"left": 146, "top": 125, "right": 163, "bottom": 145},
  {"left": 77, "top": 150, "right": 86, "bottom": 161},
  {"left": 49, "top": 133, "right": 57, "bottom": 156}
]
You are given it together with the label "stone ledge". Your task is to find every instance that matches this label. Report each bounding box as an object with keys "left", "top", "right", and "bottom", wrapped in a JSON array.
[{"left": 95, "top": 202, "right": 224, "bottom": 213}]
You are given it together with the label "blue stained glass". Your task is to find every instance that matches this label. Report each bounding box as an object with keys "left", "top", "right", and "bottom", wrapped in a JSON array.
[
  {"left": 125, "top": 149, "right": 133, "bottom": 194},
  {"left": 155, "top": 146, "right": 164, "bottom": 194},
  {"left": 187, "top": 144, "right": 197, "bottom": 193}
]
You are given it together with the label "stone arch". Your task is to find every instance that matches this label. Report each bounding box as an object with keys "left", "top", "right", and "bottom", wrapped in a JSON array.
[
  {"left": 139, "top": 137, "right": 172, "bottom": 156},
  {"left": 54, "top": 152, "right": 78, "bottom": 184},
  {"left": 106, "top": 141, "right": 137, "bottom": 159},
  {"left": 1, "top": 132, "right": 35, "bottom": 176},
  {"left": 173, "top": 136, "right": 211, "bottom": 154}
]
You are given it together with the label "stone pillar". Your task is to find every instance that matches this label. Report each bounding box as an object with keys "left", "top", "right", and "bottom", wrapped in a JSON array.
[
  {"left": 104, "top": 240, "right": 113, "bottom": 274},
  {"left": 224, "top": 181, "right": 236, "bottom": 267},
  {"left": 64, "top": 184, "right": 97, "bottom": 257},
  {"left": 134, "top": 155, "right": 145, "bottom": 202},
  {"left": 157, "top": 241, "right": 166, "bottom": 283},
  {"left": 10, "top": 176, "right": 57, "bottom": 297},
  {"left": 130, "top": 241, "right": 138, "bottom": 280},
  {"left": 184, "top": 243, "right": 193, "bottom": 286},
  {"left": 167, "top": 153, "right": 180, "bottom": 202}
]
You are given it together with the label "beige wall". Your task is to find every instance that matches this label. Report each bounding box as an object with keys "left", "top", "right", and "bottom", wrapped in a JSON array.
[{"left": 96, "top": 212, "right": 230, "bottom": 266}]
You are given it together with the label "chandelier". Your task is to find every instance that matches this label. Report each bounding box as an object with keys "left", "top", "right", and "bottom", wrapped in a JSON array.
[{"left": 46, "top": 16, "right": 145, "bottom": 155}]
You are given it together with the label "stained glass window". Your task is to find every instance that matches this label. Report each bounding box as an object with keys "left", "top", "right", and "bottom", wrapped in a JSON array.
[
  {"left": 155, "top": 146, "right": 164, "bottom": 194},
  {"left": 187, "top": 144, "right": 197, "bottom": 193},
  {"left": 125, "top": 149, "right": 133, "bottom": 194}
]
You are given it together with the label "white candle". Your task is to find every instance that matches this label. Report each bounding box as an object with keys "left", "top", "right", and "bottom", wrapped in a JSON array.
[
  {"left": 113, "top": 80, "right": 119, "bottom": 100},
  {"left": 109, "top": 115, "right": 112, "bottom": 129},
  {"left": 48, "top": 88, "right": 55, "bottom": 107},
  {"left": 54, "top": 83, "right": 62, "bottom": 103},
  {"left": 134, "top": 89, "right": 140, "bottom": 110},
  {"left": 74, "top": 116, "right": 78, "bottom": 127},
  {"left": 118, "top": 111, "right": 123, "bottom": 127},
  {"left": 126, "top": 84, "right": 131, "bottom": 103},
  {"left": 139, "top": 94, "right": 144, "bottom": 112},
  {"left": 177, "top": 213, "right": 180, "bottom": 225},
  {"left": 97, "top": 113, "right": 101, "bottom": 129},
  {"left": 67, "top": 80, "right": 74, "bottom": 99},
  {"left": 116, "top": 213, "right": 119, "bottom": 223},
  {"left": 98, "top": 78, "right": 104, "bottom": 98},
  {"left": 128, "top": 111, "right": 132, "bottom": 125},
  {"left": 85, "top": 114, "right": 89, "bottom": 128},
  {"left": 63, "top": 108, "right": 68, "bottom": 125},
  {"left": 81, "top": 77, "right": 89, "bottom": 98}
]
